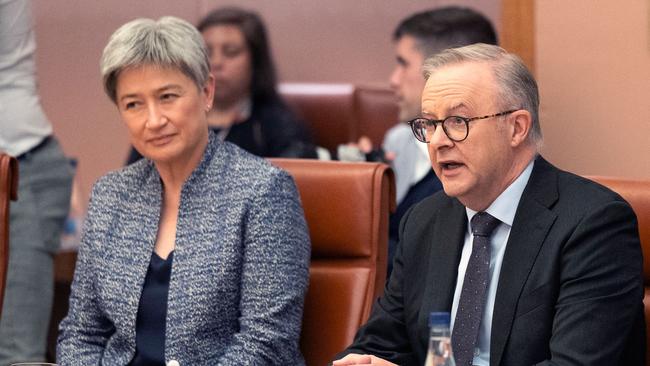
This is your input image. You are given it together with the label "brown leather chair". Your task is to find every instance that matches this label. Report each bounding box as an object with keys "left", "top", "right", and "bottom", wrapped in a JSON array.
[
  {"left": 280, "top": 83, "right": 399, "bottom": 153},
  {"left": 280, "top": 83, "right": 357, "bottom": 152},
  {"left": 0, "top": 153, "right": 18, "bottom": 317},
  {"left": 586, "top": 176, "right": 650, "bottom": 364},
  {"left": 354, "top": 85, "right": 399, "bottom": 147},
  {"left": 269, "top": 158, "right": 395, "bottom": 366}
]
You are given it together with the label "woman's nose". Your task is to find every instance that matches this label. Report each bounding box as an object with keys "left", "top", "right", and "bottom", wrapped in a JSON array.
[
  {"left": 146, "top": 104, "right": 167, "bottom": 128},
  {"left": 210, "top": 53, "right": 224, "bottom": 71}
]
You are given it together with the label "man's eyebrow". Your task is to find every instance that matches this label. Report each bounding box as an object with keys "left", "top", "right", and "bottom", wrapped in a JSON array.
[
  {"left": 448, "top": 103, "right": 469, "bottom": 115},
  {"left": 422, "top": 103, "right": 469, "bottom": 119}
]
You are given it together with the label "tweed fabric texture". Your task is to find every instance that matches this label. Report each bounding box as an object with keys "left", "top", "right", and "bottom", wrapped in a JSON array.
[
  {"left": 452, "top": 212, "right": 500, "bottom": 366},
  {"left": 57, "top": 132, "right": 311, "bottom": 365}
]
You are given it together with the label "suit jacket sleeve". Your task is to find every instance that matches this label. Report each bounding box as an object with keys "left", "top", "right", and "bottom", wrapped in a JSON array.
[
  {"left": 537, "top": 199, "right": 644, "bottom": 365},
  {"left": 216, "top": 169, "right": 311, "bottom": 365}
]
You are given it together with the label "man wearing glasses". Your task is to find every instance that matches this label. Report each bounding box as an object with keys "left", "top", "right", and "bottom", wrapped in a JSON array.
[
  {"left": 333, "top": 44, "right": 644, "bottom": 365},
  {"left": 361, "top": 7, "right": 497, "bottom": 277}
]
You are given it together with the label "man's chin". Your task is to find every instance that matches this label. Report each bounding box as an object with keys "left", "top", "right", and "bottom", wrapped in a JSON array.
[{"left": 440, "top": 180, "right": 466, "bottom": 199}]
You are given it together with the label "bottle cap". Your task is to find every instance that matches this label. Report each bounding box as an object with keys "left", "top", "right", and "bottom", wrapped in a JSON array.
[{"left": 429, "top": 312, "right": 450, "bottom": 327}]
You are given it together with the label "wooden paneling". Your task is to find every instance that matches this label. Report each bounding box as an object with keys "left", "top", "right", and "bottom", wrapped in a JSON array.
[{"left": 501, "top": 0, "right": 535, "bottom": 74}]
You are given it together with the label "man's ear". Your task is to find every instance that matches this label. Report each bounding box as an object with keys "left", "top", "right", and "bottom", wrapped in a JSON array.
[{"left": 509, "top": 109, "right": 533, "bottom": 147}]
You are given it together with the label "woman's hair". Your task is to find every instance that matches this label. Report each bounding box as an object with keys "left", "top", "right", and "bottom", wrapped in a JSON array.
[
  {"left": 197, "top": 7, "right": 279, "bottom": 103},
  {"left": 101, "top": 16, "right": 210, "bottom": 104},
  {"left": 423, "top": 43, "right": 542, "bottom": 146}
]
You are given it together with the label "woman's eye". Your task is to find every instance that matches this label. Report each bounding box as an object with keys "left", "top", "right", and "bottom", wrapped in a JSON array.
[
  {"left": 124, "top": 101, "right": 138, "bottom": 110},
  {"left": 161, "top": 93, "right": 178, "bottom": 101},
  {"left": 223, "top": 46, "right": 243, "bottom": 58}
]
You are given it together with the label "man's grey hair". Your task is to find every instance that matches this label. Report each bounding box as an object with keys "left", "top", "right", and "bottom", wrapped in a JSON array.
[
  {"left": 423, "top": 43, "right": 542, "bottom": 146},
  {"left": 100, "top": 16, "right": 210, "bottom": 104}
]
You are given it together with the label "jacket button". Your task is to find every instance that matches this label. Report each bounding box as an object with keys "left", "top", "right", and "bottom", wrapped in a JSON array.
[{"left": 167, "top": 360, "right": 180, "bottom": 366}]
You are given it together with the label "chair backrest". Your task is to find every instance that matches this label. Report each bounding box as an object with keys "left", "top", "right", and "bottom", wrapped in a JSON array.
[
  {"left": 269, "top": 158, "right": 395, "bottom": 366},
  {"left": 586, "top": 176, "right": 650, "bottom": 364},
  {"left": 279, "top": 83, "right": 398, "bottom": 152},
  {"left": 354, "top": 85, "right": 399, "bottom": 146},
  {"left": 0, "top": 153, "right": 19, "bottom": 316},
  {"left": 280, "top": 83, "right": 357, "bottom": 152}
]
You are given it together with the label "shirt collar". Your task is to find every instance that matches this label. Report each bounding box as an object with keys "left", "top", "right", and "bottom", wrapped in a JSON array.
[{"left": 466, "top": 159, "right": 535, "bottom": 228}]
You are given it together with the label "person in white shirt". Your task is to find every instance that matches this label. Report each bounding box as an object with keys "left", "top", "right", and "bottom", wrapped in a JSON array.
[{"left": 0, "top": 0, "right": 73, "bottom": 363}]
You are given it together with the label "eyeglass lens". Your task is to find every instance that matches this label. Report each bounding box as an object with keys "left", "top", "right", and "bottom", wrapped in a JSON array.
[{"left": 413, "top": 117, "right": 467, "bottom": 143}]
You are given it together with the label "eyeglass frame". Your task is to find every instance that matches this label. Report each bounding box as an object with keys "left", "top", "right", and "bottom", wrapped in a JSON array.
[{"left": 407, "top": 110, "right": 518, "bottom": 143}]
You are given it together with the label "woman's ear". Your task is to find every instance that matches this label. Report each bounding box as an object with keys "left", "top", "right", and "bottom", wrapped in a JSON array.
[{"left": 203, "top": 73, "right": 216, "bottom": 109}]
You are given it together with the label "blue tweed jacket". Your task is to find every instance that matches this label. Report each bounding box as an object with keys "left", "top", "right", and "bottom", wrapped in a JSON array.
[{"left": 57, "top": 133, "right": 311, "bottom": 365}]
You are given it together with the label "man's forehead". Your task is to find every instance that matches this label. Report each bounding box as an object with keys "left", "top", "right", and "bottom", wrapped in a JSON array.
[
  {"left": 429, "top": 60, "right": 490, "bottom": 78},
  {"left": 422, "top": 62, "right": 494, "bottom": 114},
  {"left": 425, "top": 63, "right": 493, "bottom": 93}
]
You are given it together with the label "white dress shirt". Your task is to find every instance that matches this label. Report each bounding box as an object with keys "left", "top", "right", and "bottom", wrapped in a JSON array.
[
  {"left": 0, "top": 0, "right": 52, "bottom": 156},
  {"left": 382, "top": 123, "right": 432, "bottom": 204},
  {"left": 450, "top": 159, "right": 535, "bottom": 366}
]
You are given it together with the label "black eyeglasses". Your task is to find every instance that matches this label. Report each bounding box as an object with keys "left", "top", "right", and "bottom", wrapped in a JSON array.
[{"left": 407, "top": 110, "right": 517, "bottom": 143}]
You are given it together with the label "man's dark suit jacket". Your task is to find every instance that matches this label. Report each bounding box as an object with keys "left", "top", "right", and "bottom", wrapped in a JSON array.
[{"left": 337, "top": 157, "right": 645, "bottom": 365}]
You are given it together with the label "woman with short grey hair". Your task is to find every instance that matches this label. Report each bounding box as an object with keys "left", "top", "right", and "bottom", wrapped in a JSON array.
[{"left": 57, "top": 16, "right": 310, "bottom": 365}]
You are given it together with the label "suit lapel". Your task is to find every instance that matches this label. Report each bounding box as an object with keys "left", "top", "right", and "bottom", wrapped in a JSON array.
[
  {"left": 490, "top": 157, "right": 559, "bottom": 365},
  {"left": 418, "top": 198, "right": 467, "bottom": 341}
]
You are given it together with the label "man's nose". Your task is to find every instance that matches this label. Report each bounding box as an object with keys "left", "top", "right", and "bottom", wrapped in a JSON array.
[
  {"left": 428, "top": 124, "right": 453, "bottom": 149},
  {"left": 389, "top": 67, "right": 401, "bottom": 90}
]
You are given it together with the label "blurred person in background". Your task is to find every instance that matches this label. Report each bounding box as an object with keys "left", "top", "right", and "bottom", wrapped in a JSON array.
[
  {"left": 58, "top": 16, "right": 310, "bottom": 365},
  {"left": 347, "top": 7, "right": 498, "bottom": 277},
  {"left": 126, "top": 6, "right": 317, "bottom": 164},
  {"left": 0, "top": 0, "right": 74, "bottom": 363}
]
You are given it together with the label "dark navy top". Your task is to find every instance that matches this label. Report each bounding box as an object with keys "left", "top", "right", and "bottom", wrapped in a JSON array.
[{"left": 129, "top": 251, "right": 174, "bottom": 366}]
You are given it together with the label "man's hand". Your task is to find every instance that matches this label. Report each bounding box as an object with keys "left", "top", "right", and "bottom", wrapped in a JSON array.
[{"left": 332, "top": 353, "right": 398, "bottom": 365}]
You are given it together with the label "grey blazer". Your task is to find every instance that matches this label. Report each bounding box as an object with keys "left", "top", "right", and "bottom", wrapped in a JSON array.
[{"left": 57, "top": 133, "right": 311, "bottom": 365}]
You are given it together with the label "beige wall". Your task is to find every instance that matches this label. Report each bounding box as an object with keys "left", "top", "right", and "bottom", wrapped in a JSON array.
[
  {"left": 536, "top": 1, "right": 650, "bottom": 179},
  {"left": 32, "top": 1, "right": 649, "bottom": 203},
  {"left": 33, "top": 0, "right": 499, "bottom": 201}
]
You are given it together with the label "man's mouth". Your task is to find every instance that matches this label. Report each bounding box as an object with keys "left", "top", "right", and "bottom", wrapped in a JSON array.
[{"left": 439, "top": 161, "right": 464, "bottom": 171}]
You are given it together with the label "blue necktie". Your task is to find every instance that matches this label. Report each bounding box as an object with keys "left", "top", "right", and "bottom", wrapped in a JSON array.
[{"left": 452, "top": 212, "right": 501, "bottom": 366}]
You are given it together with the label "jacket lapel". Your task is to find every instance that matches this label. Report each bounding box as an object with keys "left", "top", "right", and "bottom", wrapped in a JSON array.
[
  {"left": 117, "top": 165, "right": 163, "bottom": 340},
  {"left": 490, "top": 157, "right": 559, "bottom": 365},
  {"left": 418, "top": 198, "right": 467, "bottom": 341}
]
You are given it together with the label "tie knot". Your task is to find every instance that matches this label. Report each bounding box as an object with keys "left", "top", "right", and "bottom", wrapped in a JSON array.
[{"left": 471, "top": 212, "right": 501, "bottom": 237}]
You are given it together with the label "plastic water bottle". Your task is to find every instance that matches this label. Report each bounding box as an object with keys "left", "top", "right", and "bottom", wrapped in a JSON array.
[
  {"left": 60, "top": 158, "right": 85, "bottom": 251},
  {"left": 424, "top": 312, "right": 456, "bottom": 366}
]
